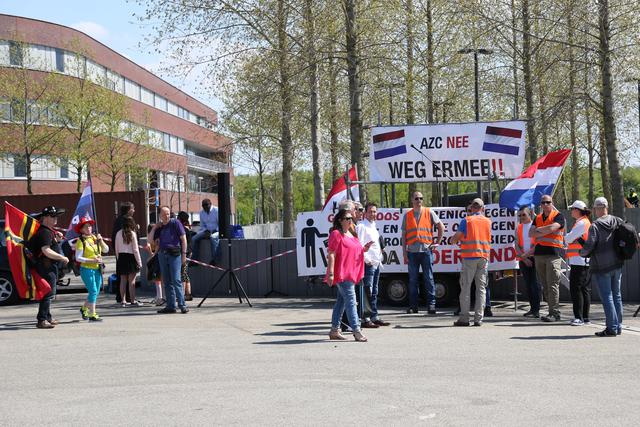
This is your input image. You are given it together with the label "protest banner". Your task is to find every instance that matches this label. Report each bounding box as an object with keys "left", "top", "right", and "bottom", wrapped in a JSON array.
[
  {"left": 369, "top": 121, "right": 527, "bottom": 182},
  {"left": 296, "top": 205, "right": 518, "bottom": 276}
]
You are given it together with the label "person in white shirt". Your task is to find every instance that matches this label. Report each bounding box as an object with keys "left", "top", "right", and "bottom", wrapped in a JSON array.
[
  {"left": 356, "top": 202, "right": 390, "bottom": 327},
  {"left": 515, "top": 206, "right": 540, "bottom": 317},
  {"left": 564, "top": 200, "right": 592, "bottom": 326},
  {"left": 192, "top": 198, "right": 219, "bottom": 264}
]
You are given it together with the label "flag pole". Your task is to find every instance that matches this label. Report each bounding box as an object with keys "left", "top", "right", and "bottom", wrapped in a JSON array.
[
  {"left": 549, "top": 149, "right": 571, "bottom": 203},
  {"left": 87, "top": 167, "right": 99, "bottom": 235}
]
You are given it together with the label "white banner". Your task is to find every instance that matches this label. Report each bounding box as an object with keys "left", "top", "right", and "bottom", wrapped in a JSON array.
[
  {"left": 369, "top": 121, "right": 527, "bottom": 182},
  {"left": 296, "top": 205, "right": 518, "bottom": 276}
]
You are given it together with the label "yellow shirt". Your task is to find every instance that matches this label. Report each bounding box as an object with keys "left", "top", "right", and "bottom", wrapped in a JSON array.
[{"left": 75, "top": 235, "right": 102, "bottom": 270}]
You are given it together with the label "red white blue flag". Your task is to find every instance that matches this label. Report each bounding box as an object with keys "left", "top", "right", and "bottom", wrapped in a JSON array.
[
  {"left": 65, "top": 179, "right": 95, "bottom": 241},
  {"left": 372, "top": 129, "right": 407, "bottom": 160},
  {"left": 322, "top": 167, "right": 359, "bottom": 213},
  {"left": 482, "top": 125, "right": 523, "bottom": 156},
  {"left": 499, "top": 149, "right": 572, "bottom": 210}
]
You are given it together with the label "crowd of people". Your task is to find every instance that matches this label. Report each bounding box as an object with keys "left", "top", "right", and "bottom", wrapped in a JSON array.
[
  {"left": 325, "top": 192, "right": 635, "bottom": 341},
  {"left": 27, "top": 199, "right": 220, "bottom": 328}
]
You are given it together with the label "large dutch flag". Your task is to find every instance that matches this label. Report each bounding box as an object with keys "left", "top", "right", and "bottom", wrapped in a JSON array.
[
  {"left": 499, "top": 149, "right": 572, "bottom": 210},
  {"left": 372, "top": 129, "right": 407, "bottom": 160},
  {"left": 322, "top": 166, "right": 360, "bottom": 213}
]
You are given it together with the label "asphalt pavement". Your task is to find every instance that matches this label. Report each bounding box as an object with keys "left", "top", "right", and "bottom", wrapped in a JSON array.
[{"left": 1, "top": 292, "right": 639, "bottom": 426}]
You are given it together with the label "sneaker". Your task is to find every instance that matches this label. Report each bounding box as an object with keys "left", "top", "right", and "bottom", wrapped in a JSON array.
[
  {"left": 180, "top": 306, "right": 189, "bottom": 314},
  {"left": 523, "top": 311, "right": 539, "bottom": 318},
  {"left": 88, "top": 313, "right": 103, "bottom": 322},
  {"left": 36, "top": 320, "right": 55, "bottom": 329},
  {"left": 453, "top": 320, "right": 470, "bottom": 327},
  {"left": 595, "top": 329, "right": 617, "bottom": 337},
  {"left": 131, "top": 300, "right": 143, "bottom": 307},
  {"left": 157, "top": 307, "right": 177, "bottom": 314},
  {"left": 541, "top": 314, "right": 561, "bottom": 322},
  {"left": 80, "top": 306, "right": 89, "bottom": 320},
  {"left": 583, "top": 319, "right": 591, "bottom": 325},
  {"left": 570, "top": 318, "right": 584, "bottom": 326}
]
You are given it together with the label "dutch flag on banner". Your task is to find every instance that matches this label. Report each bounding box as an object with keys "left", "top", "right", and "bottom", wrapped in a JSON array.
[
  {"left": 499, "top": 149, "right": 572, "bottom": 211},
  {"left": 373, "top": 129, "right": 407, "bottom": 160},
  {"left": 482, "top": 126, "right": 523, "bottom": 156}
]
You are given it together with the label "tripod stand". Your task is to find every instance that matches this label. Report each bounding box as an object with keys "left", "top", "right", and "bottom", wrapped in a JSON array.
[{"left": 197, "top": 239, "right": 252, "bottom": 308}]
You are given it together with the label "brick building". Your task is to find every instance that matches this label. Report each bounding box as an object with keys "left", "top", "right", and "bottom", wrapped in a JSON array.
[{"left": 0, "top": 14, "right": 233, "bottom": 222}]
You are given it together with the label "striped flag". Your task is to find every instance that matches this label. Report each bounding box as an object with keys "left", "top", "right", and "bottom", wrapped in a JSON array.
[
  {"left": 322, "top": 167, "right": 359, "bottom": 213},
  {"left": 4, "top": 202, "right": 51, "bottom": 300},
  {"left": 482, "top": 126, "right": 523, "bottom": 156},
  {"left": 65, "top": 179, "right": 95, "bottom": 241},
  {"left": 499, "top": 149, "right": 572, "bottom": 210},
  {"left": 372, "top": 129, "right": 407, "bottom": 160}
]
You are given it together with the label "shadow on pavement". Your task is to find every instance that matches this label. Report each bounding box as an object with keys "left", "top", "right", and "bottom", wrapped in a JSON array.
[
  {"left": 510, "top": 335, "right": 593, "bottom": 340},
  {"left": 253, "top": 338, "right": 328, "bottom": 345}
]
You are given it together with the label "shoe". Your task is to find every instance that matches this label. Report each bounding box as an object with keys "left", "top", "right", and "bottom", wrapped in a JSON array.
[
  {"left": 541, "top": 314, "right": 561, "bottom": 322},
  {"left": 484, "top": 307, "right": 493, "bottom": 317},
  {"left": 88, "top": 313, "right": 103, "bottom": 322},
  {"left": 121, "top": 302, "right": 129, "bottom": 308},
  {"left": 48, "top": 319, "right": 59, "bottom": 326},
  {"left": 361, "top": 320, "right": 379, "bottom": 328},
  {"left": 473, "top": 321, "right": 482, "bottom": 327},
  {"left": 155, "top": 298, "right": 166, "bottom": 307},
  {"left": 131, "top": 300, "right": 143, "bottom": 307},
  {"left": 353, "top": 331, "right": 368, "bottom": 342},
  {"left": 523, "top": 311, "right": 539, "bottom": 318},
  {"left": 406, "top": 307, "right": 418, "bottom": 314},
  {"left": 373, "top": 319, "right": 390, "bottom": 326},
  {"left": 184, "top": 294, "right": 193, "bottom": 301},
  {"left": 80, "top": 306, "right": 89, "bottom": 320},
  {"left": 157, "top": 307, "right": 177, "bottom": 314},
  {"left": 329, "top": 329, "right": 347, "bottom": 340},
  {"left": 428, "top": 305, "right": 437, "bottom": 315},
  {"left": 180, "top": 306, "right": 189, "bottom": 314},
  {"left": 36, "top": 320, "right": 54, "bottom": 329},
  {"left": 570, "top": 318, "right": 584, "bottom": 326},
  {"left": 595, "top": 329, "right": 617, "bottom": 337},
  {"left": 583, "top": 319, "right": 591, "bottom": 325},
  {"left": 453, "top": 320, "right": 470, "bottom": 327}
]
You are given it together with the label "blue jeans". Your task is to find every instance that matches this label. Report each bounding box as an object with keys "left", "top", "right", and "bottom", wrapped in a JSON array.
[
  {"left": 593, "top": 269, "right": 623, "bottom": 333},
  {"left": 80, "top": 267, "right": 102, "bottom": 303},
  {"left": 192, "top": 230, "right": 219, "bottom": 262},
  {"left": 158, "top": 251, "right": 185, "bottom": 310},
  {"left": 331, "top": 281, "right": 360, "bottom": 332},
  {"left": 363, "top": 264, "right": 381, "bottom": 320},
  {"left": 407, "top": 251, "right": 435, "bottom": 309}
]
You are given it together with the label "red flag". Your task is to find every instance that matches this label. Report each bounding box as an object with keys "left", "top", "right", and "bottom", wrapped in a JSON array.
[
  {"left": 322, "top": 166, "right": 359, "bottom": 213},
  {"left": 4, "top": 202, "right": 51, "bottom": 300}
]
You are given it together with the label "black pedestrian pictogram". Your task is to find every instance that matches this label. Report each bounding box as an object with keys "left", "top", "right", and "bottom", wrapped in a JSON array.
[{"left": 300, "top": 218, "right": 327, "bottom": 268}]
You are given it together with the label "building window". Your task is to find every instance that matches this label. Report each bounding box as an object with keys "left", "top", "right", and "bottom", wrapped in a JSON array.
[
  {"left": 162, "top": 133, "right": 170, "bottom": 151},
  {"left": 9, "top": 41, "right": 23, "bottom": 66},
  {"left": 141, "top": 87, "right": 154, "bottom": 106},
  {"left": 154, "top": 94, "right": 168, "bottom": 111},
  {"left": 60, "top": 159, "right": 69, "bottom": 178},
  {"left": 124, "top": 78, "right": 140, "bottom": 100},
  {"left": 13, "top": 155, "right": 26, "bottom": 177},
  {"left": 55, "top": 48, "right": 65, "bottom": 72}
]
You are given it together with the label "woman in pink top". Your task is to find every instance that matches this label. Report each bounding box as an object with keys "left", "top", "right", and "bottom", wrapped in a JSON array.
[{"left": 326, "top": 208, "right": 373, "bottom": 342}]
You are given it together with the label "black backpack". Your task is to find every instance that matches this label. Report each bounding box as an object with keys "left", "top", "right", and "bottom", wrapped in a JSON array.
[{"left": 613, "top": 220, "right": 639, "bottom": 261}]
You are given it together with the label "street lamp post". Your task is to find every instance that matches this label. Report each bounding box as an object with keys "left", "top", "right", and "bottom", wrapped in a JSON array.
[{"left": 458, "top": 48, "right": 493, "bottom": 201}]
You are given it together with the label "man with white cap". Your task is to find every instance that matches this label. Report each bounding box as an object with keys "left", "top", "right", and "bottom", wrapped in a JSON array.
[
  {"left": 452, "top": 198, "right": 492, "bottom": 326},
  {"left": 579, "top": 197, "right": 625, "bottom": 337},
  {"left": 564, "top": 200, "right": 591, "bottom": 326}
]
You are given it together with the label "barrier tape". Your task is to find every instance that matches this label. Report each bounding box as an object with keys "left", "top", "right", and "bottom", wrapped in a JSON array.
[
  {"left": 186, "top": 257, "right": 227, "bottom": 272},
  {"left": 231, "top": 248, "right": 296, "bottom": 272}
]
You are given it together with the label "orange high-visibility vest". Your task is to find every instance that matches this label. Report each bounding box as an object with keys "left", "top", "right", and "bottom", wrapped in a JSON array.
[
  {"left": 460, "top": 214, "right": 492, "bottom": 259},
  {"left": 515, "top": 223, "right": 536, "bottom": 260},
  {"left": 534, "top": 209, "right": 564, "bottom": 249},
  {"left": 566, "top": 217, "right": 590, "bottom": 259},
  {"left": 405, "top": 207, "right": 434, "bottom": 246}
]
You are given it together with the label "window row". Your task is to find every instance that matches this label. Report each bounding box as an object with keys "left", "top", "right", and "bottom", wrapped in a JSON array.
[
  {"left": 0, "top": 155, "right": 77, "bottom": 179},
  {"left": 0, "top": 40, "right": 215, "bottom": 130}
]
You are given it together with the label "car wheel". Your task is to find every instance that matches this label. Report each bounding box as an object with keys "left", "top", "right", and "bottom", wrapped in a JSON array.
[
  {"left": 0, "top": 271, "right": 18, "bottom": 306},
  {"left": 434, "top": 274, "right": 458, "bottom": 306},
  {"left": 382, "top": 275, "right": 409, "bottom": 306}
]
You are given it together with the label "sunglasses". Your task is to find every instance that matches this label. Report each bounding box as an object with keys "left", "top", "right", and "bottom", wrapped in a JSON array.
[
  {"left": 414, "top": 197, "right": 423, "bottom": 201},
  {"left": 357, "top": 208, "right": 365, "bottom": 212},
  {"left": 540, "top": 201, "right": 552, "bottom": 205},
  {"left": 343, "top": 217, "right": 353, "bottom": 221}
]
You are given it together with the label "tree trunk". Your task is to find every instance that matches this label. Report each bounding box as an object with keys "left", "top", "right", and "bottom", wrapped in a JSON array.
[
  {"left": 598, "top": 0, "right": 624, "bottom": 216},
  {"left": 585, "top": 95, "right": 594, "bottom": 205},
  {"left": 598, "top": 118, "right": 611, "bottom": 203},
  {"left": 328, "top": 47, "right": 340, "bottom": 183},
  {"left": 568, "top": 9, "right": 579, "bottom": 202},
  {"left": 277, "top": 0, "right": 294, "bottom": 236},
  {"left": 511, "top": 0, "right": 519, "bottom": 119},
  {"left": 344, "top": 0, "right": 365, "bottom": 200},
  {"left": 406, "top": 0, "right": 418, "bottom": 205},
  {"left": 305, "top": 0, "right": 324, "bottom": 211},
  {"left": 522, "top": 0, "right": 537, "bottom": 164}
]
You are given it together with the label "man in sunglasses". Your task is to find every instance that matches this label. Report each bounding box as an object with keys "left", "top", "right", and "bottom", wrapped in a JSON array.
[
  {"left": 529, "top": 194, "right": 565, "bottom": 322},
  {"left": 402, "top": 191, "right": 444, "bottom": 314}
]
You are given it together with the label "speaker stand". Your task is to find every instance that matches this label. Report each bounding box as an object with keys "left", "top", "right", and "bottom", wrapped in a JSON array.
[{"left": 198, "top": 239, "right": 252, "bottom": 308}]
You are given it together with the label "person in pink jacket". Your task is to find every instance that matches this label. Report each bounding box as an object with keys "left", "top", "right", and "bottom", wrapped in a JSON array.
[{"left": 326, "top": 208, "right": 373, "bottom": 342}]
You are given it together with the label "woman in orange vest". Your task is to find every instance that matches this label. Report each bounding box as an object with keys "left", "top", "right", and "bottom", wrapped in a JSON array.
[
  {"left": 565, "top": 200, "right": 591, "bottom": 326},
  {"left": 515, "top": 206, "right": 540, "bottom": 317}
]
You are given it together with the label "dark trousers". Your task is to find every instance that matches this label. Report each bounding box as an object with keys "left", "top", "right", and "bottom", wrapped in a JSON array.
[
  {"left": 36, "top": 267, "right": 58, "bottom": 322},
  {"left": 569, "top": 264, "right": 590, "bottom": 321},
  {"left": 520, "top": 260, "right": 540, "bottom": 314}
]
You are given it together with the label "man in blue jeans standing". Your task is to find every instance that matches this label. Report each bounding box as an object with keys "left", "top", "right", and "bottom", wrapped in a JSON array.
[
  {"left": 579, "top": 197, "right": 625, "bottom": 337},
  {"left": 192, "top": 198, "right": 219, "bottom": 264},
  {"left": 402, "top": 191, "right": 444, "bottom": 314}
]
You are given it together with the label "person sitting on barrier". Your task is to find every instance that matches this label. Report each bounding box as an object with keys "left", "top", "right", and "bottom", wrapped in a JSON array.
[
  {"left": 514, "top": 206, "right": 540, "bottom": 318},
  {"left": 76, "top": 216, "right": 109, "bottom": 321},
  {"left": 564, "top": 200, "right": 591, "bottom": 326},
  {"left": 177, "top": 211, "right": 193, "bottom": 301},
  {"left": 327, "top": 208, "right": 373, "bottom": 342},
  {"left": 191, "top": 199, "right": 219, "bottom": 265}
]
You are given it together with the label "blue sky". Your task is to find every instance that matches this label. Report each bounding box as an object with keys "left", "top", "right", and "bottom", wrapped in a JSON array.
[{"left": 1, "top": 0, "right": 222, "bottom": 111}]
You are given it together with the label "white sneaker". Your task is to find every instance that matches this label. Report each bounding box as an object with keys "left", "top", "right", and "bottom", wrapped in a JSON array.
[{"left": 570, "top": 318, "right": 584, "bottom": 326}]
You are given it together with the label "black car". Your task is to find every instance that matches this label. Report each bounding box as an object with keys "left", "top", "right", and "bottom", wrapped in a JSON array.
[{"left": 0, "top": 220, "right": 20, "bottom": 305}]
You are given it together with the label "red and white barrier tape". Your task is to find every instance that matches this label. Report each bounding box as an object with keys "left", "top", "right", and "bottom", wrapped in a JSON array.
[
  {"left": 185, "top": 257, "right": 227, "bottom": 272},
  {"left": 231, "top": 248, "right": 296, "bottom": 272}
]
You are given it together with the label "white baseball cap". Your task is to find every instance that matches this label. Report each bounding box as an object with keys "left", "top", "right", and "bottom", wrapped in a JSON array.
[
  {"left": 568, "top": 200, "right": 588, "bottom": 211},
  {"left": 594, "top": 197, "right": 608, "bottom": 208}
]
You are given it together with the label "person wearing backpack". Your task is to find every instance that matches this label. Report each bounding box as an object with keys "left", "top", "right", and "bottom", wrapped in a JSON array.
[{"left": 579, "top": 197, "right": 625, "bottom": 337}]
